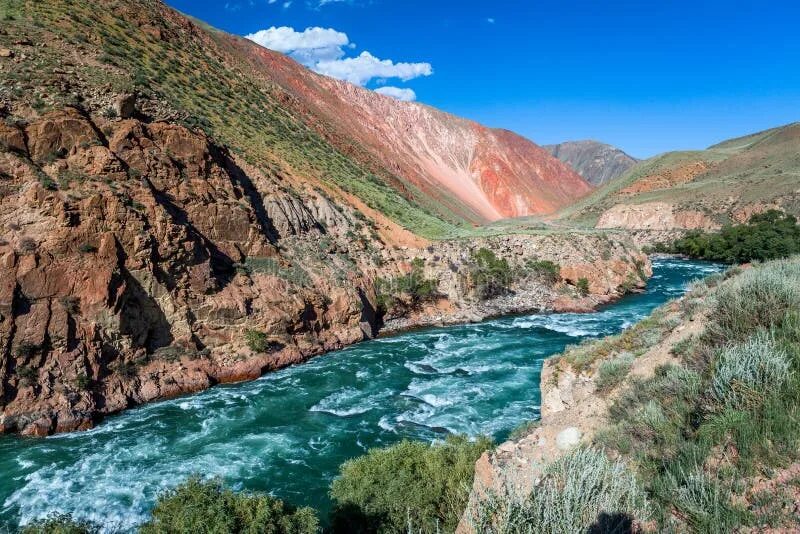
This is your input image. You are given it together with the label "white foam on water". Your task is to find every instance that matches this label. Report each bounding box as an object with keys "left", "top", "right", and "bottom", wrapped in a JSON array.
[
  {"left": 511, "top": 314, "right": 598, "bottom": 337},
  {"left": 0, "top": 258, "right": 724, "bottom": 531},
  {"left": 309, "top": 387, "right": 394, "bottom": 417}
]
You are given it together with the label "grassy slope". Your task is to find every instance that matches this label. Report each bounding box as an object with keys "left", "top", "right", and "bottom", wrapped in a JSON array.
[
  {"left": 1, "top": 0, "right": 470, "bottom": 238},
  {"left": 476, "top": 259, "right": 800, "bottom": 532},
  {"left": 558, "top": 259, "right": 800, "bottom": 531},
  {"left": 556, "top": 122, "right": 800, "bottom": 228}
]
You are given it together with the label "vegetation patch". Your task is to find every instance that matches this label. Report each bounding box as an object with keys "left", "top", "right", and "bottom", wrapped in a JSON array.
[
  {"left": 650, "top": 210, "right": 800, "bottom": 263},
  {"left": 592, "top": 257, "right": 800, "bottom": 531},
  {"left": 330, "top": 435, "right": 492, "bottom": 533},
  {"left": 468, "top": 448, "right": 650, "bottom": 534},
  {"left": 595, "top": 353, "right": 634, "bottom": 392},
  {"left": 141, "top": 477, "right": 318, "bottom": 534},
  {"left": 375, "top": 257, "right": 438, "bottom": 312},
  {"left": 470, "top": 248, "right": 512, "bottom": 300},
  {"left": 524, "top": 259, "right": 561, "bottom": 285}
]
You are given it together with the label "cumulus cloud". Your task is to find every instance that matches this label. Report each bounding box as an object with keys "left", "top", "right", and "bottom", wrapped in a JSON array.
[
  {"left": 246, "top": 26, "right": 348, "bottom": 63},
  {"left": 375, "top": 86, "right": 417, "bottom": 101},
  {"left": 315, "top": 51, "right": 432, "bottom": 86},
  {"left": 245, "top": 26, "right": 431, "bottom": 96}
]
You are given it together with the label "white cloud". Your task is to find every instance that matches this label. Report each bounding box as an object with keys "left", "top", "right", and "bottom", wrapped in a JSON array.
[
  {"left": 487, "top": 17, "right": 495, "bottom": 24},
  {"left": 245, "top": 26, "right": 348, "bottom": 63},
  {"left": 245, "top": 26, "right": 432, "bottom": 95},
  {"left": 375, "top": 86, "right": 417, "bottom": 101},
  {"left": 315, "top": 51, "right": 432, "bottom": 86}
]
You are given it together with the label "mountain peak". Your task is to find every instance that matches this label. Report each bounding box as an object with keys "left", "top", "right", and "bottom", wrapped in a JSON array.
[{"left": 544, "top": 140, "right": 638, "bottom": 186}]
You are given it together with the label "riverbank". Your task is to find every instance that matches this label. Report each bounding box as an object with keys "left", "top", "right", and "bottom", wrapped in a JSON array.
[
  {"left": 460, "top": 257, "right": 800, "bottom": 532},
  {"left": 0, "top": 258, "right": 713, "bottom": 530},
  {"left": 1, "top": 231, "right": 649, "bottom": 437}
]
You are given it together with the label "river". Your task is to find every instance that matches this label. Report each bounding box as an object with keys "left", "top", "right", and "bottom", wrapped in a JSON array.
[{"left": 0, "top": 258, "right": 722, "bottom": 530}]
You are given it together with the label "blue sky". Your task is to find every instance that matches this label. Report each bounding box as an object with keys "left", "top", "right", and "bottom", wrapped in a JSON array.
[{"left": 167, "top": 0, "right": 800, "bottom": 158}]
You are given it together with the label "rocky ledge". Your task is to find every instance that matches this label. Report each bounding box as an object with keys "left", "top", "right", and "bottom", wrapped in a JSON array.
[
  {"left": 0, "top": 105, "right": 650, "bottom": 436},
  {"left": 456, "top": 295, "right": 700, "bottom": 532}
]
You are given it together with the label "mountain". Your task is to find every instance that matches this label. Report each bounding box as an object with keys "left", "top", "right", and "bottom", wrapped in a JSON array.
[
  {"left": 0, "top": 0, "right": 641, "bottom": 436},
  {"left": 556, "top": 123, "right": 800, "bottom": 233},
  {"left": 0, "top": 0, "right": 589, "bottom": 239},
  {"left": 543, "top": 140, "right": 637, "bottom": 185}
]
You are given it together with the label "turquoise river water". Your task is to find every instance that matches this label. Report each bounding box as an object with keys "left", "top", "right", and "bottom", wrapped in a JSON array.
[{"left": 0, "top": 258, "right": 722, "bottom": 530}]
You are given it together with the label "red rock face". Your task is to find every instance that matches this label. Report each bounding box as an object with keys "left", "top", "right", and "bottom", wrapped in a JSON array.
[{"left": 227, "top": 38, "right": 593, "bottom": 223}]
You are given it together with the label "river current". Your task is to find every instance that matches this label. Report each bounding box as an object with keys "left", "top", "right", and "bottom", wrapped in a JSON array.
[{"left": 0, "top": 258, "right": 722, "bottom": 530}]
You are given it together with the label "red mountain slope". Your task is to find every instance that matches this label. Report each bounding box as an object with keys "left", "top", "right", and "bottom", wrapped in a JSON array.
[{"left": 227, "top": 37, "right": 593, "bottom": 222}]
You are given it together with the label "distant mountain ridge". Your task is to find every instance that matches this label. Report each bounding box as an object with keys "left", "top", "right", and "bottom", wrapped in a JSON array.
[
  {"left": 544, "top": 140, "right": 638, "bottom": 185},
  {"left": 556, "top": 123, "right": 800, "bottom": 232}
]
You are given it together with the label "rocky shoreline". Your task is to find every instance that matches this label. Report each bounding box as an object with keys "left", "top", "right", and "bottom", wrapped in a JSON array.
[{"left": 0, "top": 106, "right": 649, "bottom": 437}]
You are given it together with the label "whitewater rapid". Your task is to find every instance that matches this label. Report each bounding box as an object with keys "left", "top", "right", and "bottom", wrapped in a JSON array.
[{"left": 0, "top": 258, "right": 723, "bottom": 531}]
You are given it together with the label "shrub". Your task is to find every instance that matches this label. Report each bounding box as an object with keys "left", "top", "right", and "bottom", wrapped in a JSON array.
[
  {"left": 245, "top": 329, "right": 272, "bottom": 353},
  {"left": 710, "top": 333, "right": 791, "bottom": 410},
  {"left": 658, "top": 210, "right": 800, "bottom": 263},
  {"left": 606, "top": 365, "right": 701, "bottom": 462},
  {"left": 60, "top": 296, "right": 81, "bottom": 315},
  {"left": 75, "top": 373, "right": 91, "bottom": 391},
  {"left": 17, "top": 365, "right": 37, "bottom": 385},
  {"left": 16, "top": 343, "right": 40, "bottom": 358},
  {"left": 78, "top": 243, "right": 98, "bottom": 254},
  {"left": 19, "top": 237, "right": 38, "bottom": 254},
  {"left": 374, "top": 257, "right": 438, "bottom": 311},
  {"left": 115, "top": 361, "right": 137, "bottom": 379},
  {"left": 711, "top": 260, "right": 800, "bottom": 341},
  {"left": 140, "top": 477, "right": 318, "bottom": 534},
  {"left": 576, "top": 277, "right": 590, "bottom": 296},
  {"left": 20, "top": 514, "right": 98, "bottom": 534},
  {"left": 470, "top": 248, "right": 512, "bottom": 300},
  {"left": 652, "top": 464, "right": 749, "bottom": 533},
  {"left": 595, "top": 353, "right": 634, "bottom": 392},
  {"left": 468, "top": 448, "right": 650, "bottom": 534},
  {"left": 330, "top": 435, "right": 492, "bottom": 533},
  {"left": 525, "top": 259, "right": 560, "bottom": 285}
]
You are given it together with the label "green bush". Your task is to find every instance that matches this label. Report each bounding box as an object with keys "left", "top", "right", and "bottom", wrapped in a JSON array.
[
  {"left": 710, "top": 333, "right": 791, "bottom": 410},
  {"left": 576, "top": 277, "right": 590, "bottom": 296},
  {"left": 21, "top": 514, "right": 98, "bottom": 534},
  {"left": 245, "top": 329, "right": 271, "bottom": 353},
  {"left": 470, "top": 248, "right": 512, "bottom": 300},
  {"left": 652, "top": 464, "right": 749, "bottom": 533},
  {"left": 605, "top": 365, "right": 701, "bottom": 463},
  {"left": 710, "top": 259, "right": 800, "bottom": 341},
  {"left": 140, "top": 477, "right": 318, "bottom": 534},
  {"left": 525, "top": 259, "right": 560, "bottom": 285},
  {"left": 468, "top": 448, "right": 650, "bottom": 534},
  {"left": 595, "top": 353, "right": 634, "bottom": 392},
  {"left": 330, "top": 435, "right": 492, "bottom": 533},
  {"left": 374, "top": 257, "right": 438, "bottom": 311},
  {"left": 655, "top": 210, "right": 800, "bottom": 263}
]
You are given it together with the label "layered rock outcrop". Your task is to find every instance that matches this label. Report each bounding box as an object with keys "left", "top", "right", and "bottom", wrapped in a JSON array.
[{"left": 0, "top": 107, "right": 650, "bottom": 436}]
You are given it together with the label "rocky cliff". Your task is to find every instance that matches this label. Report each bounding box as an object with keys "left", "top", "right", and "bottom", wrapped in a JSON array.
[
  {"left": 0, "top": 103, "right": 648, "bottom": 436},
  {"left": 459, "top": 298, "right": 699, "bottom": 533},
  {"left": 544, "top": 140, "right": 637, "bottom": 186},
  {"left": 0, "top": 0, "right": 640, "bottom": 436}
]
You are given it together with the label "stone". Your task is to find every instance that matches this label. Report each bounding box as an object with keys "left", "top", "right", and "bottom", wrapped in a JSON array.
[
  {"left": 114, "top": 93, "right": 137, "bottom": 119},
  {"left": 555, "top": 427, "right": 582, "bottom": 451},
  {"left": 0, "top": 122, "right": 26, "bottom": 153},
  {"left": 0, "top": 49, "right": 13, "bottom": 58}
]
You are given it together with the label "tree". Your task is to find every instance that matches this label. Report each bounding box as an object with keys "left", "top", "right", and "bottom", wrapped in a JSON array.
[{"left": 141, "top": 477, "right": 318, "bottom": 534}]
